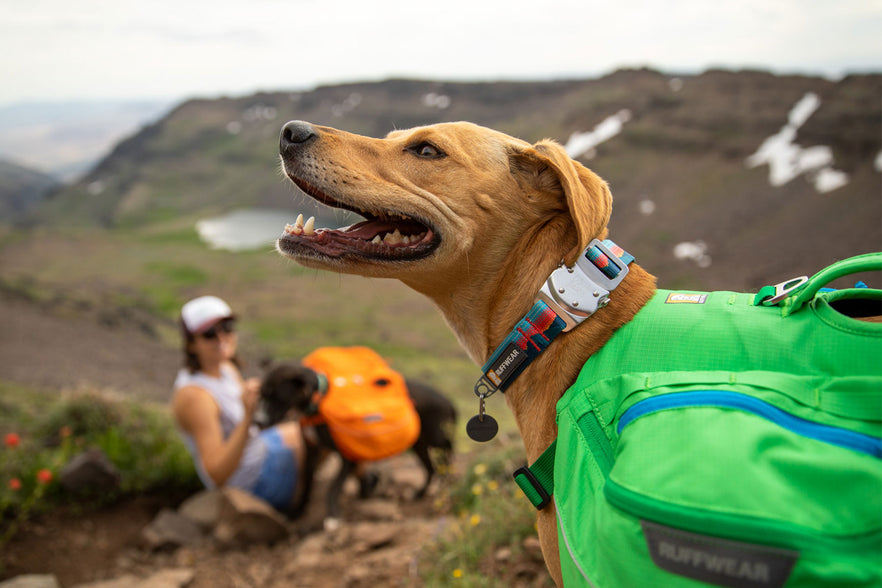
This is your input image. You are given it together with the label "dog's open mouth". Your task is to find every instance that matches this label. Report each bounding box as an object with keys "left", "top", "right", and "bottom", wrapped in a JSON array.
[{"left": 277, "top": 177, "right": 439, "bottom": 261}]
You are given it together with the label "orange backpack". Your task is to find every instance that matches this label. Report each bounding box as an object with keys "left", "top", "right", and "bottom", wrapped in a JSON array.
[{"left": 301, "top": 346, "right": 421, "bottom": 462}]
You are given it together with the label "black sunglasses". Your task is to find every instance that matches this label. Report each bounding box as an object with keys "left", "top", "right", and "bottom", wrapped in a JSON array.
[{"left": 200, "top": 319, "right": 236, "bottom": 339}]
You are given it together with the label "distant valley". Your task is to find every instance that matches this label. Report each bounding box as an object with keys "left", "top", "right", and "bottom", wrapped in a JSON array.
[{"left": 0, "top": 99, "right": 172, "bottom": 179}]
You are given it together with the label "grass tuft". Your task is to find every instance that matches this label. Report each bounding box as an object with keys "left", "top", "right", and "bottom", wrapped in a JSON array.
[{"left": 417, "top": 440, "right": 555, "bottom": 587}]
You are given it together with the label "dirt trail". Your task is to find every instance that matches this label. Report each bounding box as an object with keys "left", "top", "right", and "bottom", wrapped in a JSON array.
[
  {"left": 2, "top": 457, "right": 459, "bottom": 587},
  {"left": 2, "top": 454, "right": 550, "bottom": 587}
]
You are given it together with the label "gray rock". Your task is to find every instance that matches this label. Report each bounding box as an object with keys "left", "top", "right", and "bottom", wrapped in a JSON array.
[
  {"left": 349, "top": 521, "right": 399, "bottom": 552},
  {"left": 140, "top": 508, "right": 205, "bottom": 551},
  {"left": 59, "top": 449, "right": 120, "bottom": 494},
  {"left": 177, "top": 490, "right": 221, "bottom": 532},
  {"left": 70, "top": 568, "right": 194, "bottom": 588},
  {"left": 69, "top": 575, "right": 139, "bottom": 588},
  {"left": 356, "top": 499, "right": 403, "bottom": 522},
  {"left": 213, "top": 488, "right": 288, "bottom": 548},
  {"left": 283, "top": 533, "right": 327, "bottom": 572},
  {"left": 0, "top": 575, "right": 61, "bottom": 588},
  {"left": 131, "top": 568, "right": 195, "bottom": 588}
]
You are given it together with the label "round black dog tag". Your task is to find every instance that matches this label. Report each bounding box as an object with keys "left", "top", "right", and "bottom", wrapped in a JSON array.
[{"left": 466, "top": 413, "right": 498, "bottom": 442}]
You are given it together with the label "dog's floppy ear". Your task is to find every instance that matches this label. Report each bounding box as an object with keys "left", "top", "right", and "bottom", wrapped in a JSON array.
[{"left": 510, "top": 139, "right": 613, "bottom": 266}]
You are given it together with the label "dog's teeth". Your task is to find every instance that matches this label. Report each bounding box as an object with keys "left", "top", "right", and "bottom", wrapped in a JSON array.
[
  {"left": 285, "top": 214, "right": 305, "bottom": 235},
  {"left": 402, "top": 235, "right": 411, "bottom": 245},
  {"left": 371, "top": 235, "right": 382, "bottom": 245},
  {"left": 303, "top": 216, "right": 315, "bottom": 236},
  {"left": 383, "top": 229, "right": 404, "bottom": 245}
]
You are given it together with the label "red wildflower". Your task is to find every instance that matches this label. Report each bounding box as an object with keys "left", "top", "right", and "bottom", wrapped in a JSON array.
[
  {"left": 4, "top": 432, "right": 20, "bottom": 448},
  {"left": 8, "top": 478, "right": 22, "bottom": 491},
  {"left": 36, "top": 469, "right": 53, "bottom": 484}
]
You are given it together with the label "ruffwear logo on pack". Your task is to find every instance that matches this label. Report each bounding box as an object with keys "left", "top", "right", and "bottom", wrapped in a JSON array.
[
  {"left": 666, "top": 292, "right": 708, "bottom": 304},
  {"left": 641, "top": 521, "right": 797, "bottom": 588}
]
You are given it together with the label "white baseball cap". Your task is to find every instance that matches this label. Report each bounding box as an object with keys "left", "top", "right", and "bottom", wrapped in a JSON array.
[{"left": 180, "top": 295, "right": 235, "bottom": 334}]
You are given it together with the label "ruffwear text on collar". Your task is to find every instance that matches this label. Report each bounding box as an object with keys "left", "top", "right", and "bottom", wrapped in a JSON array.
[{"left": 466, "top": 239, "right": 634, "bottom": 442}]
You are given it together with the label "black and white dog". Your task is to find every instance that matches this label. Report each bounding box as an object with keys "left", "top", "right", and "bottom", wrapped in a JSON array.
[{"left": 255, "top": 362, "right": 457, "bottom": 528}]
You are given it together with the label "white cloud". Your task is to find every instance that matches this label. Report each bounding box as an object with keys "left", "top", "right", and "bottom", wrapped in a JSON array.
[{"left": 0, "top": 0, "right": 879, "bottom": 104}]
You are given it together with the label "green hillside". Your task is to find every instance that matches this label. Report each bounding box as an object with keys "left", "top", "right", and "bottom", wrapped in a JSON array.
[{"left": 2, "top": 68, "right": 880, "bottom": 404}]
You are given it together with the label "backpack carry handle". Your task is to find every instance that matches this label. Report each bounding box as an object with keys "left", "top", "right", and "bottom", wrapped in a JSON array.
[{"left": 780, "top": 252, "right": 882, "bottom": 317}]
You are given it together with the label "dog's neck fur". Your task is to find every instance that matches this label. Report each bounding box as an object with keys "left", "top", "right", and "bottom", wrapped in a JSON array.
[
  {"left": 401, "top": 225, "right": 657, "bottom": 588},
  {"left": 417, "top": 224, "right": 658, "bottom": 462},
  {"left": 505, "top": 263, "right": 657, "bottom": 460}
]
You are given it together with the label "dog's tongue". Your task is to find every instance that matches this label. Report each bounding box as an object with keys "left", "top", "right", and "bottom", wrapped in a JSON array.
[{"left": 343, "top": 219, "right": 425, "bottom": 239}]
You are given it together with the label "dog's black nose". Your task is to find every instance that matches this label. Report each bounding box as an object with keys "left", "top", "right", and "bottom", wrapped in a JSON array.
[{"left": 280, "top": 120, "right": 318, "bottom": 151}]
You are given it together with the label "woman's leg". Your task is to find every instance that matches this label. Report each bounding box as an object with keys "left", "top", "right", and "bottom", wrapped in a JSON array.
[
  {"left": 250, "top": 423, "right": 305, "bottom": 513},
  {"left": 271, "top": 421, "right": 309, "bottom": 511},
  {"left": 273, "top": 421, "right": 306, "bottom": 467}
]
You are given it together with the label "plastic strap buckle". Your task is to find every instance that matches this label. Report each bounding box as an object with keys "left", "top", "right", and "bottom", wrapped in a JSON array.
[{"left": 513, "top": 465, "right": 552, "bottom": 510}]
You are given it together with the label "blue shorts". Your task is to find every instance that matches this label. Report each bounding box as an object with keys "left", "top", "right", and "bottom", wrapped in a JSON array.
[{"left": 251, "top": 428, "right": 298, "bottom": 512}]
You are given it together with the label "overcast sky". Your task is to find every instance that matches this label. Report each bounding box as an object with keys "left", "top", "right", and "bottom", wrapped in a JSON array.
[{"left": 1, "top": 0, "right": 880, "bottom": 106}]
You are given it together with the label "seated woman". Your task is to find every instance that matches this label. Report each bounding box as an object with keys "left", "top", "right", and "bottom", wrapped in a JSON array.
[{"left": 171, "top": 295, "right": 305, "bottom": 513}]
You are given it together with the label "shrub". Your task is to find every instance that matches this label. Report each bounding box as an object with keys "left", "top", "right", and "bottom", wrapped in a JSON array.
[
  {"left": 0, "top": 385, "right": 200, "bottom": 549},
  {"left": 418, "top": 440, "right": 555, "bottom": 587}
]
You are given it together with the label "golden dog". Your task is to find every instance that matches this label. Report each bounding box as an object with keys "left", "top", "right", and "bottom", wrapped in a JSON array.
[{"left": 275, "top": 120, "right": 657, "bottom": 584}]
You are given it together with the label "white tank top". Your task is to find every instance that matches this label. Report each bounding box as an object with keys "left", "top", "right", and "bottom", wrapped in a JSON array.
[{"left": 174, "top": 363, "right": 266, "bottom": 491}]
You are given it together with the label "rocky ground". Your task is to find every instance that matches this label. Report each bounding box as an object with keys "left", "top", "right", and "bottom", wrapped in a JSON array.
[
  {"left": 3, "top": 454, "right": 550, "bottom": 588},
  {"left": 0, "top": 290, "right": 552, "bottom": 587}
]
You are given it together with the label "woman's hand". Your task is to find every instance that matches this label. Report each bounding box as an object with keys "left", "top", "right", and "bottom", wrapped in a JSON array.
[{"left": 242, "top": 377, "right": 261, "bottom": 418}]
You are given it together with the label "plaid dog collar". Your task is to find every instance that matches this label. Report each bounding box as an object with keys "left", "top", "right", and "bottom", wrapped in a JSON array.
[{"left": 466, "top": 239, "right": 634, "bottom": 442}]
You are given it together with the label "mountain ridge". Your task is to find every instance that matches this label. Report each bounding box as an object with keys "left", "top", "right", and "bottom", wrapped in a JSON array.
[
  {"left": 0, "top": 159, "right": 60, "bottom": 219},
  {"left": 15, "top": 68, "right": 882, "bottom": 290}
]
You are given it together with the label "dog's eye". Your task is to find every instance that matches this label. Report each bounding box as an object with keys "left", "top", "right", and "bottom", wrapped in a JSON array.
[{"left": 407, "top": 142, "right": 446, "bottom": 159}]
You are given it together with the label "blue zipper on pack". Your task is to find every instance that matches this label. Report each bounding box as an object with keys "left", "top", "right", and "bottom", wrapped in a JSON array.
[{"left": 617, "top": 391, "right": 882, "bottom": 459}]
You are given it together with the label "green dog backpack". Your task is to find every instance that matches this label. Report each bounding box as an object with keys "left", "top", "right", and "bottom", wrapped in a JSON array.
[
  {"left": 301, "top": 346, "right": 421, "bottom": 462},
  {"left": 517, "top": 252, "right": 882, "bottom": 587}
]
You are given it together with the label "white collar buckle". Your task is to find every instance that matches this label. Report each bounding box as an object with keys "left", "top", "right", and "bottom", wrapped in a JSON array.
[{"left": 536, "top": 239, "right": 630, "bottom": 332}]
